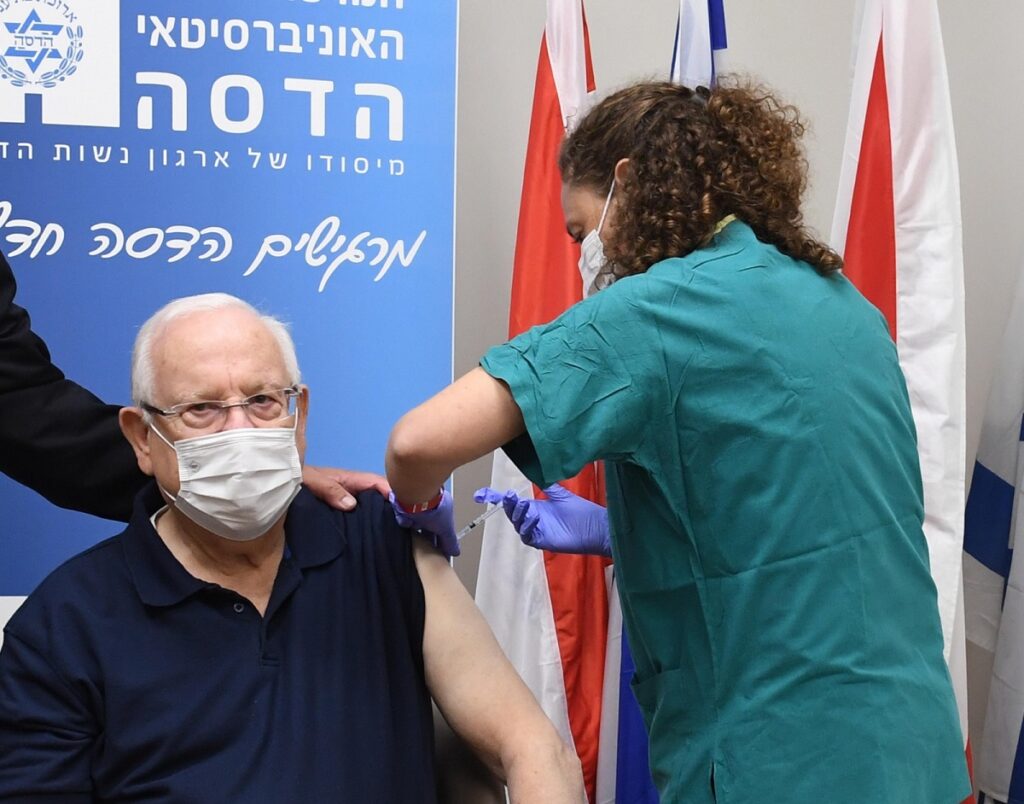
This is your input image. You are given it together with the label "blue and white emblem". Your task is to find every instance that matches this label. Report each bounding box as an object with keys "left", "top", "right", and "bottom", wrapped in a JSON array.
[{"left": 0, "top": 7, "right": 83, "bottom": 88}]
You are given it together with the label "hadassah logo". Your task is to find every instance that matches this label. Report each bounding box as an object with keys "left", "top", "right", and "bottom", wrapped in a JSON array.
[{"left": 0, "top": 0, "right": 118, "bottom": 127}]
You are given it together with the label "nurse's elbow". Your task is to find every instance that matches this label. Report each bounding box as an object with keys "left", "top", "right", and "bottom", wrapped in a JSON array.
[{"left": 386, "top": 411, "right": 435, "bottom": 474}]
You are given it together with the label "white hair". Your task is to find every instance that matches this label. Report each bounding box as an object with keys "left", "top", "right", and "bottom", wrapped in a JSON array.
[{"left": 131, "top": 293, "right": 301, "bottom": 406}]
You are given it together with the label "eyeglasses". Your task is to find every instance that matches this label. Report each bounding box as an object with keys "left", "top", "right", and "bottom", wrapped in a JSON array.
[{"left": 143, "top": 387, "right": 300, "bottom": 431}]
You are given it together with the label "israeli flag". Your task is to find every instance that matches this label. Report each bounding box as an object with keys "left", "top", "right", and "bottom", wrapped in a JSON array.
[
  {"left": 966, "top": 261, "right": 1024, "bottom": 804},
  {"left": 670, "top": 0, "right": 727, "bottom": 88}
]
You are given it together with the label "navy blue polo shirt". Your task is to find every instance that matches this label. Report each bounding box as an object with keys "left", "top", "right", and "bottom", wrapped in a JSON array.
[{"left": 0, "top": 483, "right": 437, "bottom": 802}]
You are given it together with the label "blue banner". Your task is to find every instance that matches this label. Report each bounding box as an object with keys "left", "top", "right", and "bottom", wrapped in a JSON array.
[{"left": 0, "top": 0, "right": 457, "bottom": 593}]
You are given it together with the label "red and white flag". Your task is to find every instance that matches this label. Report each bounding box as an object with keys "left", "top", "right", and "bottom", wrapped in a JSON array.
[
  {"left": 473, "top": 2, "right": 610, "bottom": 801},
  {"left": 831, "top": 0, "right": 972, "bottom": 795}
]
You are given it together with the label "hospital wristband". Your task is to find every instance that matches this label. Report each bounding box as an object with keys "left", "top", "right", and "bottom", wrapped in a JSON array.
[{"left": 395, "top": 489, "right": 444, "bottom": 514}]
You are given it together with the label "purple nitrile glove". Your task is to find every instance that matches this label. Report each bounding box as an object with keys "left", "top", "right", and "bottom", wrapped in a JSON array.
[
  {"left": 473, "top": 483, "right": 611, "bottom": 557},
  {"left": 389, "top": 489, "right": 460, "bottom": 558}
]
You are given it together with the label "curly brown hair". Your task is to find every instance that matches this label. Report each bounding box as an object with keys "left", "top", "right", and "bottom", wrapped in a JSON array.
[{"left": 558, "top": 78, "right": 842, "bottom": 277}]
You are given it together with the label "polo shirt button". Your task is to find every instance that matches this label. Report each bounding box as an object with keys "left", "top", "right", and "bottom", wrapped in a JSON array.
[{"left": 233, "top": 602, "right": 244, "bottom": 613}]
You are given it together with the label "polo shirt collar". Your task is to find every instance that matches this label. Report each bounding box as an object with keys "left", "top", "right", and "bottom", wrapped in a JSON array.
[{"left": 122, "top": 482, "right": 346, "bottom": 608}]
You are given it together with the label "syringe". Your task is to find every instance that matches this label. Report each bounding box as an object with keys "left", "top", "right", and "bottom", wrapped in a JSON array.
[
  {"left": 455, "top": 502, "right": 506, "bottom": 543},
  {"left": 455, "top": 484, "right": 532, "bottom": 543}
]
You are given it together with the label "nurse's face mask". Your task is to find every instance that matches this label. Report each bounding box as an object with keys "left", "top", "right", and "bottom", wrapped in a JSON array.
[
  {"left": 149, "top": 396, "right": 303, "bottom": 542},
  {"left": 578, "top": 180, "right": 616, "bottom": 298}
]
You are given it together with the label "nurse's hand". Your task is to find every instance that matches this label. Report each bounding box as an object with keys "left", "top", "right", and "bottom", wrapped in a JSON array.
[
  {"left": 390, "top": 489, "right": 460, "bottom": 558},
  {"left": 474, "top": 483, "right": 612, "bottom": 557}
]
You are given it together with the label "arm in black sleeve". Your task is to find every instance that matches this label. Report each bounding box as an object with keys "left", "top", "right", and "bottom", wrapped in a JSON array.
[
  {"left": 0, "top": 629, "right": 96, "bottom": 800},
  {"left": 0, "top": 251, "right": 144, "bottom": 521}
]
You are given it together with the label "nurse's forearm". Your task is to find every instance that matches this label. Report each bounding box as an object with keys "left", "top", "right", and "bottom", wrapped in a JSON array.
[
  {"left": 384, "top": 443, "right": 452, "bottom": 505},
  {"left": 386, "top": 367, "right": 525, "bottom": 504}
]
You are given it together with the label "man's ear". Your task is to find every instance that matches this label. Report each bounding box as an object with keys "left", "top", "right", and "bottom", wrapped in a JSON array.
[
  {"left": 295, "top": 386, "right": 310, "bottom": 463},
  {"left": 119, "top": 407, "right": 155, "bottom": 476}
]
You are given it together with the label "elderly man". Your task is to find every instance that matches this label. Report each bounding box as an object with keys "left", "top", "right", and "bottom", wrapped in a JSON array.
[
  {"left": 0, "top": 293, "right": 582, "bottom": 801},
  {"left": 0, "top": 250, "right": 385, "bottom": 518}
]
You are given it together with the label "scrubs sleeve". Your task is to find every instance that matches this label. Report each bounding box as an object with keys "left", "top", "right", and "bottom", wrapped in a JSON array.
[
  {"left": 481, "top": 292, "right": 658, "bottom": 487},
  {"left": 0, "top": 629, "right": 96, "bottom": 799}
]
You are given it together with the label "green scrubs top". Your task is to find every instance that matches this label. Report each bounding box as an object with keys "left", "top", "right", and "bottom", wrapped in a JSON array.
[{"left": 481, "top": 221, "right": 970, "bottom": 804}]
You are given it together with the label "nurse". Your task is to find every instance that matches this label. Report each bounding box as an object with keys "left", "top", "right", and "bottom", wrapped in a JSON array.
[{"left": 385, "top": 80, "right": 970, "bottom": 803}]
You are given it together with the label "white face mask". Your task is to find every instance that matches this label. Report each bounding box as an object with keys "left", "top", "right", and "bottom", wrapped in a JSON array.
[
  {"left": 578, "top": 180, "right": 616, "bottom": 298},
  {"left": 151, "top": 417, "right": 303, "bottom": 542}
]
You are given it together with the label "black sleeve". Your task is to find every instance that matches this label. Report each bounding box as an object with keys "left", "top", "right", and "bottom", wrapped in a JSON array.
[
  {"left": 0, "top": 251, "right": 145, "bottom": 521},
  {"left": 0, "top": 630, "right": 96, "bottom": 800},
  {"left": 360, "top": 490, "right": 427, "bottom": 667}
]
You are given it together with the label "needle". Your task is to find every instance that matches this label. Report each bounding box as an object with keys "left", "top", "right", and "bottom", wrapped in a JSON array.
[
  {"left": 455, "top": 502, "right": 506, "bottom": 542},
  {"left": 455, "top": 483, "right": 533, "bottom": 543}
]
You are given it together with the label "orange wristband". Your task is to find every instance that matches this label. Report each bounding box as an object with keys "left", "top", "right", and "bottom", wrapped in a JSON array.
[{"left": 395, "top": 489, "right": 444, "bottom": 514}]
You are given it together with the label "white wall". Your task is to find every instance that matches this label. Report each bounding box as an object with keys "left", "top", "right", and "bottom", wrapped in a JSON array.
[{"left": 453, "top": 0, "right": 1024, "bottom": 769}]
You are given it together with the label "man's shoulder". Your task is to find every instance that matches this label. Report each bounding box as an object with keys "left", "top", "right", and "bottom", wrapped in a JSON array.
[
  {"left": 5, "top": 531, "right": 132, "bottom": 641},
  {"left": 290, "top": 487, "right": 411, "bottom": 561},
  {"left": 293, "top": 486, "right": 390, "bottom": 527},
  {"left": 287, "top": 489, "right": 422, "bottom": 608},
  {"left": 351, "top": 488, "right": 391, "bottom": 520},
  {"left": 25, "top": 532, "right": 127, "bottom": 600},
  {"left": 341, "top": 489, "right": 409, "bottom": 551}
]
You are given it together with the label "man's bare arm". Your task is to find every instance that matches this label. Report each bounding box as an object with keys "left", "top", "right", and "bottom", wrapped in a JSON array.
[{"left": 412, "top": 540, "right": 584, "bottom": 802}]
